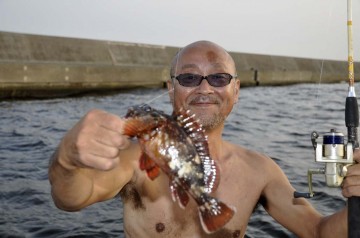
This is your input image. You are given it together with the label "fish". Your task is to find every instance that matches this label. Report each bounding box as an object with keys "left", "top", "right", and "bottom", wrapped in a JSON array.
[{"left": 123, "top": 104, "right": 235, "bottom": 234}]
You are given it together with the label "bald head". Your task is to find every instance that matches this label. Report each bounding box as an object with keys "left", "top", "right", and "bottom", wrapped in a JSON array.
[
  {"left": 170, "top": 41, "right": 237, "bottom": 78},
  {"left": 167, "top": 41, "right": 240, "bottom": 130}
]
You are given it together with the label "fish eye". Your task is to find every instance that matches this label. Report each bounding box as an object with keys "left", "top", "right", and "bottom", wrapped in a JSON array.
[{"left": 140, "top": 104, "right": 151, "bottom": 112}]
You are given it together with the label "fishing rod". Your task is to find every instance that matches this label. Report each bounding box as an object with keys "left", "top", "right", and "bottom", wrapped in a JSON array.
[
  {"left": 345, "top": 0, "right": 360, "bottom": 236},
  {"left": 294, "top": 0, "right": 359, "bottom": 236}
]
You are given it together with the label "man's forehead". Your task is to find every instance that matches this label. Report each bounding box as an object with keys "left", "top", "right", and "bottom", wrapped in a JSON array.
[
  {"left": 179, "top": 46, "right": 231, "bottom": 65},
  {"left": 181, "top": 46, "right": 222, "bottom": 58},
  {"left": 170, "top": 41, "right": 236, "bottom": 75},
  {"left": 179, "top": 62, "right": 228, "bottom": 71}
]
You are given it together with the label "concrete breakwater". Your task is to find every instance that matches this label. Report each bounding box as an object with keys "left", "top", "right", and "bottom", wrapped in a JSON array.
[{"left": 0, "top": 31, "right": 358, "bottom": 99}]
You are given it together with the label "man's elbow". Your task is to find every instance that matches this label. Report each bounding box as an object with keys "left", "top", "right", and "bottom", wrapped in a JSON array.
[{"left": 50, "top": 190, "right": 87, "bottom": 212}]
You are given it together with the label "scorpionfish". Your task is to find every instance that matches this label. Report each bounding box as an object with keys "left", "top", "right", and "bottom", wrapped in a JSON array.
[{"left": 123, "top": 104, "right": 235, "bottom": 233}]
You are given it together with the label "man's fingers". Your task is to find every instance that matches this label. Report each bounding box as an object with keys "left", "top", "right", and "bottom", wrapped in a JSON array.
[
  {"left": 342, "top": 165, "right": 360, "bottom": 197},
  {"left": 353, "top": 148, "right": 360, "bottom": 163},
  {"left": 347, "top": 163, "right": 360, "bottom": 176},
  {"left": 95, "top": 111, "right": 126, "bottom": 134},
  {"left": 89, "top": 142, "right": 120, "bottom": 159},
  {"left": 90, "top": 110, "right": 131, "bottom": 149},
  {"left": 117, "top": 136, "right": 131, "bottom": 150},
  {"left": 93, "top": 126, "right": 129, "bottom": 148},
  {"left": 79, "top": 153, "right": 120, "bottom": 171},
  {"left": 342, "top": 182, "right": 360, "bottom": 198}
]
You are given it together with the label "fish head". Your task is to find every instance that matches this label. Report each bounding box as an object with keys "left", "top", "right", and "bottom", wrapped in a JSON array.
[
  {"left": 125, "top": 104, "right": 153, "bottom": 117},
  {"left": 125, "top": 104, "right": 168, "bottom": 119},
  {"left": 123, "top": 104, "right": 168, "bottom": 137}
]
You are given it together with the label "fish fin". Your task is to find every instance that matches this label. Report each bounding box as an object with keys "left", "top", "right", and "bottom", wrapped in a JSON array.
[
  {"left": 198, "top": 197, "right": 236, "bottom": 234},
  {"left": 123, "top": 118, "right": 144, "bottom": 137},
  {"left": 146, "top": 166, "right": 160, "bottom": 180},
  {"left": 139, "top": 153, "right": 160, "bottom": 180},
  {"left": 169, "top": 181, "right": 178, "bottom": 202},
  {"left": 203, "top": 159, "right": 220, "bottom": 193},
  {"left": 169, "top": 179, "right": 189, "bottom": 208},
  {"left": 139, "top": 152, "right": 155, "bottom": 170},
  {"left": 175, "top": 108, "right": 219, "bottom": 193},
  {"left": 123, "top": 117, "right": 163, "bottom": 138},
  {"left": 176, "top": 185, "right": 190, "bottom": 208}
]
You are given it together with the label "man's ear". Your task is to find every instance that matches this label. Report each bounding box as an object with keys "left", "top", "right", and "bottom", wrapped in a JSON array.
[
  {"left": 234, "top": 79, "right": 240, "bottom": 103},
  {"left": 167, "top": 80, "right": 174, "bottom": 104}
]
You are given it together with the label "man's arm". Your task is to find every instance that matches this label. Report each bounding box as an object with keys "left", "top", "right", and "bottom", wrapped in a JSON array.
[
  {"left": 314, "top": 149, "right": 360, "bottom": 237},
  {"left": 48, "top": 109, "right": 138, "bottom": 211},
  {"left": 263, "top": 150, "right": 360, "bottom": 238},
  {"left": 261, "top": 157, "right": 322, "bottom": 237}
]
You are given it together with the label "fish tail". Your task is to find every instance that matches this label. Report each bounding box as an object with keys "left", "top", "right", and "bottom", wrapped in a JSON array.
[{"left": 198, "top": 196, "right": 235, "bottom": 234}]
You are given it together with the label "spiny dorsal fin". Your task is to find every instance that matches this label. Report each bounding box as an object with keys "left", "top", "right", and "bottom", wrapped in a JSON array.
[{"left": 174, "top": 108, "right": 219, "bottom": 193}]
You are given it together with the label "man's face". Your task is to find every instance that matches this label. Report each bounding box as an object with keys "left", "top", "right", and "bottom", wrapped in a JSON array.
[{"left": 167, "top": 44, "right": 240, "bottom": 130}]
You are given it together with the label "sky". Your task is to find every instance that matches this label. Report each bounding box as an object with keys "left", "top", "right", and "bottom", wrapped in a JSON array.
[{"left": 0, "top": 0, "right": 359, "bottom": 61}]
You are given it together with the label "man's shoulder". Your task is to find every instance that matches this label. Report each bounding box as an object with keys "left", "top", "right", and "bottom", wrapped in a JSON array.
[
  {"left": 225, "top": 141, "right": 269, "bottom": 159},
  {"left": 224, "top": 141, "right": 278, "bottom": 170}
]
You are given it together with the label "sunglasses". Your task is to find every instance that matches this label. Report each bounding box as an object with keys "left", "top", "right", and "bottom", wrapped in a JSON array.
[{"left": 171, "top": 73, "right": 236, "bottom": 87}]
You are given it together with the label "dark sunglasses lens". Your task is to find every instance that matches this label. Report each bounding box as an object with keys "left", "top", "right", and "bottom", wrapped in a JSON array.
[
  {"left": 207, "top": 74, "right": 232, "bottom": 87},
  {"left": 177, "top": 74, "right": 202, "bottom": 87}
]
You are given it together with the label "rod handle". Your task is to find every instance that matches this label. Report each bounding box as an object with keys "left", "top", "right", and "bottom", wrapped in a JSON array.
[
  {"left": 345, "top": 97, "right": 359, "bottom": 147},
  {"left": 348, "top": 197, "right": 360, "bottom": 237}
]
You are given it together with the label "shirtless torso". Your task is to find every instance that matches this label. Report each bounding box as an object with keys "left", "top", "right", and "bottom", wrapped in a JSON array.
[
  {"left": 119, "top": 141, "right": 277, "bottom": 238},
  {"left": 49, "top": 40, "right": 356, "bottom": 238}
]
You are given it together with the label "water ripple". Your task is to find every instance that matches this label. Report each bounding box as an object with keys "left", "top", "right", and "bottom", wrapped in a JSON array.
[{"left": 1, "top": 83, "right": 358, "bottom": 237}]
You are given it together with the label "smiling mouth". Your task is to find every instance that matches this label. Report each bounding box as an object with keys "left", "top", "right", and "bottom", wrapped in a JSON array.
[
  {"left": 189, "top": 96, "right": 219, "bottom": 105},
  {"left": 190, "top": 102, "right": 216, "bottom": 106}
]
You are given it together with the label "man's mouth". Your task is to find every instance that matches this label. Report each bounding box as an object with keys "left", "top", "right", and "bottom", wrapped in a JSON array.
[{"left": 189, "top": 95, "right": 219, "bottom": 105}]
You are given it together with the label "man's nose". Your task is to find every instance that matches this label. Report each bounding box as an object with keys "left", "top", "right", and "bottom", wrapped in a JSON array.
[{"left": 197, "top": 77, "right": 213, "bottom": 92}]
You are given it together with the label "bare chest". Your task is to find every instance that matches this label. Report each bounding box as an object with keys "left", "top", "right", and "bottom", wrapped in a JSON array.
[{"left": 120, "top": 170, "right": 263, "bottom": 238}]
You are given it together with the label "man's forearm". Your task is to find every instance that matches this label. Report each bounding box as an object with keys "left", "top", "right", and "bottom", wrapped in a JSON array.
[
  {"left": 48, "top": 146, "right": 94, "bottom": 211},
  {"left": 318, "top": 207, "right": 347, "bottom": 238}
]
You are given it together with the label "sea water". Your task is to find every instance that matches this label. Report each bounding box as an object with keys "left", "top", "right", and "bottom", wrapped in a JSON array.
[{"left": 1, "top": 82, "right": 356, "bottom": 237}]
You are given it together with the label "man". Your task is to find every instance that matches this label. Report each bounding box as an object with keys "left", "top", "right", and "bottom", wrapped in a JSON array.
[{"left": 49, "top": 41, "right": 360, "bottom": 237}]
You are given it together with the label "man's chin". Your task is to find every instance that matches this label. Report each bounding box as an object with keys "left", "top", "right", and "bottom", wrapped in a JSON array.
[{"left": 194, "top": 112, "right": 225, "bottom": 130}]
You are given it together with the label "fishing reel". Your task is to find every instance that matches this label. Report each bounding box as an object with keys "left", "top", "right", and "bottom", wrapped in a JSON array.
[{"left": 294, "top": 129, "right": 354, "bottom": 198}]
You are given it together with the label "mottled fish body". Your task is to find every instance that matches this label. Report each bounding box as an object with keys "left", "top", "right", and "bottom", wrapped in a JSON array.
[{"left": 123, "top": 104, "right": 235, "bottom": 233}]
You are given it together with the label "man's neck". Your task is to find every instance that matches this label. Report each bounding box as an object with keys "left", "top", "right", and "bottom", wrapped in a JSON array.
[{"left": 205, "top": 125, "right": 225, "bottom": 161}]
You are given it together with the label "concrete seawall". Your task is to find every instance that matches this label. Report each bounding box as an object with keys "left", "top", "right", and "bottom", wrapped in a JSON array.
[{"left": 0, "top": 31, "right": 358, "bottom": 99}]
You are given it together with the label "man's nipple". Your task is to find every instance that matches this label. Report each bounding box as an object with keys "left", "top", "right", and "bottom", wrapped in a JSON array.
[{"left": 156, "top": 222, "right": 165, "bottom": 233}]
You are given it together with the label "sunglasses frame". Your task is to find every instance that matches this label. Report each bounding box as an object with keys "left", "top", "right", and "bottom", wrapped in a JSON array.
[{"left": 171, "top": 73, "right": 237, "bottom": 87}]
